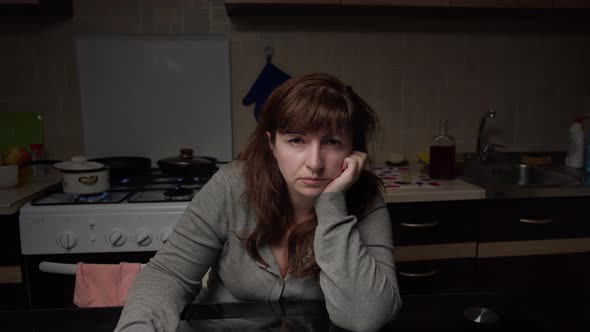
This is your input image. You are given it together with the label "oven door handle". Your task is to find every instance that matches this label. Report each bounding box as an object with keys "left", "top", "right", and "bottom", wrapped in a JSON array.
[
  {"left": 39, "top": 262, "right": 78, "bottom": 275},
  {"left": 39, "top": 261, "right": 146, "bottom": 275}
]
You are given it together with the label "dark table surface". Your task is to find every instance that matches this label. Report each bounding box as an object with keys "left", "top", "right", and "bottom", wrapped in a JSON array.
[{"left": 0, "top": 291, "right": 587, "bottom": 331}]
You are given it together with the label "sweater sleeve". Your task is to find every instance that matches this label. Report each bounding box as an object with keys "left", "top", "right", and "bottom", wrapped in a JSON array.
[
  {"left": 114, "top": 167, "right": 231, "bottom": 332},
  {"left": 313, "top": 192, "right": 401, "bottom": 332}
]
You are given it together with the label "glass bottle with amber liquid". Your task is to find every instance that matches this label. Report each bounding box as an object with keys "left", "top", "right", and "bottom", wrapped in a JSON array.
[{"left": 429, "top": 120, "right": 456, "bottom": 179}]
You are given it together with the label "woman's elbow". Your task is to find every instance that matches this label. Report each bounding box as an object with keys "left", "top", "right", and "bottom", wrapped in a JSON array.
[{"left": 330, "top": 289, "right": 402, "bottom": 332}]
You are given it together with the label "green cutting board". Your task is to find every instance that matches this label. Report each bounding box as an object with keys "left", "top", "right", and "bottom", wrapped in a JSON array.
[{"left": 0, "top": 112, "right": 43, "bottom": 153}]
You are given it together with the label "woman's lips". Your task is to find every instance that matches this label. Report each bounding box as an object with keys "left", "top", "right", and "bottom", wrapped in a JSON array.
[{"left": 300, "top": 178, "right": 329, "bottom": 186}]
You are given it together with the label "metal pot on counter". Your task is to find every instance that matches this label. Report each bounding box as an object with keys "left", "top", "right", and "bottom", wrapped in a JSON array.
[
  {"left": 23, "top": 155, "right": 152, "bottom": 195},
  {"left": 52, "top": 156, "right": 110, "bottom": 194},
  {"left": 157, "top": 148, "right": 218, "bottom": 178}
]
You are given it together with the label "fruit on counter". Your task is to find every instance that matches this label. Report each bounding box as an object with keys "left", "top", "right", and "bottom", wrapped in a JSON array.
[
  {"left": 418, "top": 151, "right": 430, "bottom": 165},
  {"left": 1, "top": 146, "right": 32, "bottom": 166}
]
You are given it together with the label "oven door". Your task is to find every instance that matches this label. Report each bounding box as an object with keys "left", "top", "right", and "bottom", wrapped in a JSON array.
[{"left": 23, "top": 252, "right": 155, "bottom": 309}]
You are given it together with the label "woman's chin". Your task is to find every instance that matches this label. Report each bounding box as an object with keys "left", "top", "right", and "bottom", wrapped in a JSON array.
[{"left": 295, "top": 185, "right": 326, "bottom": 198}]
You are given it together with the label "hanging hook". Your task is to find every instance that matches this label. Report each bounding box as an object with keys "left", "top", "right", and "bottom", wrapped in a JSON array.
[{"left": 264, "top": 46, "right": 274, "bottom": 63}]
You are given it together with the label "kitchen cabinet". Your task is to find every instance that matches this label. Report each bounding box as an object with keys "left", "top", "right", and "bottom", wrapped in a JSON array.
[
  {"left": 227, "top": 0, "right": 577, "bottom": 15},
  {"left": 389, "top": 200, "right": 479, "bottom": 294},
  {"left": 554, "top": 0, "right": 590, "bottom": 8},
  {"left": 478, "top": 197, "right": 590, "bottom": 242},
  {"left": 476, "top": 253, "right": 589, "bottom": 292},
  {"left": 0, "top": 0, "right": 72, "bottom": 16},
  {"left": 0, "top": 213, "right": 24, "bottom": 310},
  {"left": 224, "top": 0, "right": 341, "bottom": 15},
  {"left": 224, "top": 0, "right": 340, "bottom": 4},
  {"left": 342, "top": 0, "right": 449, "bottom": 6},
  {"left": 475, "top": 196, "right": 590, "bottom": 293},
  {"left": 450, "top": 0, "right": 552, "bottom": 8},
  {"left": 388, "top": 200, "right": 479, "bottom": 245},
  {"left": 0, "top": 283, "right": 26, "bottom": 310},
  {"left": 397, "top": 258, "right": 476, "bottom": 294},
  {"left": 388, "top": 196, "right": 590, "bottom": 295}
]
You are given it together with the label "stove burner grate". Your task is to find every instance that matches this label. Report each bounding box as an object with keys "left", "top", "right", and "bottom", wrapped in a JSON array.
[
  {"left": 76, "top": 192, "right": 110, "bottom": 203},
  {"left": 163, "top": 187, "right": 194, "bottom": 200}
]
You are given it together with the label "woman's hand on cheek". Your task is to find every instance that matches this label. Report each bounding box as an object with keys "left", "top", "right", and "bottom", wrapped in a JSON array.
[{"left": 322, "top": 151, "right": 367, "bottom": 193}]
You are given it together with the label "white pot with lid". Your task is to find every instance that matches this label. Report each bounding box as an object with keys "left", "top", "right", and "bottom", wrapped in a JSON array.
[{"left": 53, "top": 156, "right": 110, "bottom": 194}]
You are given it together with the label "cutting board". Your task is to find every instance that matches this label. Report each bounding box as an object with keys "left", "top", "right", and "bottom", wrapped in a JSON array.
[{"left": 0, "top": 112, "right": 43, "bottom": 153}]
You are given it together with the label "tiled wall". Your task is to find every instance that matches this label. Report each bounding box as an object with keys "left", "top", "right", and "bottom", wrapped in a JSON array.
[{"left": 1, "top": 0, "right": 589, "bottom": 163}]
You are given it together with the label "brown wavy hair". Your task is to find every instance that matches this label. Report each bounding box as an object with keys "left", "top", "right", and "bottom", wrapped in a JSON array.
[{"left": 239, "top": 73, "right": 382, "bottom": 278}]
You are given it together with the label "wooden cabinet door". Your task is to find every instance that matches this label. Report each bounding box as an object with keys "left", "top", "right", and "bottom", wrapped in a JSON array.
[
  {"left": 451, "top": 0, "right": 552, "bottom": 8},
  {"left": 388, "top": 200, "right": 479, "bottom": 245},
  {"left": 397, "top": 258, "right": 476, "bottom": 294},
  {"left": 478, "top": 197, "right": 590, "bottom": 242},
  {"left": 476, "top": 253, "right": 589, "bottom": 292},
  {"left": 554, "top": 0, "right": 590, "bottom": 8},
  {"left": 342, "top": 0, "right": 449, "bottom": 6}
]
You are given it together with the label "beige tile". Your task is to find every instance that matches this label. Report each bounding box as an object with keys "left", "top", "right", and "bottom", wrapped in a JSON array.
[
  {"left": 210, "top": 23, "right": 230, "bottom": 35},
  {"left": 211, "top": 7, "right": 228, "bottom": 25},
  {"left": 0, "top": 31, "right": 23, "bottom": 57},
  {"left": 184, "top": 0, "right": 210, "bottom": 9},
  {"left": 33, "top": 57, "right": 67, "bottom": 97},
  {"left": 142, "top": 0, "right": 184, "bottom": 6},
  {"left": 183, "top": 9, "right": 211, "bottom": 34}
]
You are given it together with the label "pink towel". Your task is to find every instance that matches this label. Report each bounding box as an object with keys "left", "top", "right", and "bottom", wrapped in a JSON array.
[{"left": 73, "top": 262, "right": 141, "bottom": 307}]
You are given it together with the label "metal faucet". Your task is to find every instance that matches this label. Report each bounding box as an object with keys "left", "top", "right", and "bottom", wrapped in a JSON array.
[{"left": 476, "top": 110, "right": 504, "bottom": 161}]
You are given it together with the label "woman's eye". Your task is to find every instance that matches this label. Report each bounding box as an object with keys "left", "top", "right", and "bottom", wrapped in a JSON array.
[
  {"left": 325, "top": 138, "right": 342, "bottom": 146},
  {"left": 289, "top": 138, "right": 303, "bottom": 145}
]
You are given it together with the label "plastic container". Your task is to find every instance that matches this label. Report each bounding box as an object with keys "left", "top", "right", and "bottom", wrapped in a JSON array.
[
  {"left": 565, "top": 117, "right": 586, "bottom": 169},
  {"left": 0, "top": 165, "right": 18, "bottom": 189},
  {"left": 429, "top": 120, "right": 456, "bottom": 179},
  {"left": 30, "top": 143, "right": 43, "bottom": 177},
  {"left": 584, "top": 119, "right": 590, "bottom": 173}
]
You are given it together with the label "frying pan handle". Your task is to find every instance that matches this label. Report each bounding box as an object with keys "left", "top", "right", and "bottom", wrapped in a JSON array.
[{"left": 19, "top": 159, "right": 61, "bottom": 166}]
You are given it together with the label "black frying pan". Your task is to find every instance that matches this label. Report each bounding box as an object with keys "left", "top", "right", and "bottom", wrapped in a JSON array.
[{"left": 89, "top": 156, "right": 151, "bottom": 178}]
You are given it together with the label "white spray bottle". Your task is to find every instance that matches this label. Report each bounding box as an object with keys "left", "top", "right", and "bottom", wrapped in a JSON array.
[{"left": 565, "top": 116, "right": 586, "bottom": 168}]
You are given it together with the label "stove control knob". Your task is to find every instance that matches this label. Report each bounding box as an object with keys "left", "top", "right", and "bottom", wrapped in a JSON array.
[
  {"left": 57, "top": 232, "right": 78, "bottom": 250},
  {"left": 134, "top": 230, "right": 153, "bottom": 247},
  {"left": 108, "top": 230, "right": 127, "bottom": 247},
  {"left": 160, "top": 228, "right": 173, "bottom": 243}
]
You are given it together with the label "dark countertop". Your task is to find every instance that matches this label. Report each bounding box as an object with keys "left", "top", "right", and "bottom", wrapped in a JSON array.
[{"left": 0, "top": 291, "right": 587, "bottom": 331}]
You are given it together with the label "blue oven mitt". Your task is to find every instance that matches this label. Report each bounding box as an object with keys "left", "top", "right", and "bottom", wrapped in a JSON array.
[{"left": 242, "top": 62, "right": 291, "bottom": 121}]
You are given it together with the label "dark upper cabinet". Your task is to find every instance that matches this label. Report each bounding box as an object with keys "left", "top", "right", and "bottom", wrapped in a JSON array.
[
  {"left": 225, "top": 0, "right": 340, "bottom": 5},
  {"left": 342, "top": 0, "right": 449, "bottom": 6},
  {"left": 0, "top": 0, "right": 72, "bottom": 16},
  {"left": 554, "top": 0, "right": 590, "bottom": 8},
  {"left": 450, "top": 0, "right": 552, "bottom": 8},
  {"left": 226, "top": 0, "right": 590, "bottom": 15}
]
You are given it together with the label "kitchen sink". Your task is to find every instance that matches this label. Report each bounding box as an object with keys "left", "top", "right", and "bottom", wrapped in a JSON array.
[{"left": 461, "top": 162, "right": 580, "bottom": 187}]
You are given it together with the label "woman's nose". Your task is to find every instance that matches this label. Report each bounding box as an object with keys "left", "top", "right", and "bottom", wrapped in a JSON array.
[{"left": 306, "top": 143, "right": 324, "bottom": 171}]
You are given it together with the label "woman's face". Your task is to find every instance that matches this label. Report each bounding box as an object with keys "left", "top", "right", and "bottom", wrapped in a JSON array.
[{"left": 268, "top": 130, "right": 353, "bottom": 202}]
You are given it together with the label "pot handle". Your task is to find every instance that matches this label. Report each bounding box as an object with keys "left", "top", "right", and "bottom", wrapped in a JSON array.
[
  {"left": 78, "top": 176, "right": 98, "bottom": 185},
  {"left": 19, "top": 159, "right": 62, "bottom": 167},
  {"left": 180, "top": 148, "right": 194, "bottom": 159}
]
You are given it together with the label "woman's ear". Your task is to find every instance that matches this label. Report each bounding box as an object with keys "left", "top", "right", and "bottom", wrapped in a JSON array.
[{"left": 265, "top": 131, "right": 274, "bottom": 152}]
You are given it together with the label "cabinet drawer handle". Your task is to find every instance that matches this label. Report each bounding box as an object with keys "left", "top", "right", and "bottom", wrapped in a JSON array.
[
  {"left": 399, "top": 270, "right": 437, "bottom": 278},
  {"left": 519, "top": 218, "right": 553, "bottom": 225},
  {"left": 400, "top": 220, "right": 440, "bottom": 229}
]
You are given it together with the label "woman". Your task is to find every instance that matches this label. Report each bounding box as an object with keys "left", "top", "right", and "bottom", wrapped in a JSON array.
[{"left": 115, "top": 73, "right": 401, "bottom": 332}]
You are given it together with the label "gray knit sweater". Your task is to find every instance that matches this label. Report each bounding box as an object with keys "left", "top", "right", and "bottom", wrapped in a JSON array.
[{"left": 114, "top": 161, "right": 401, "bottom": 332}]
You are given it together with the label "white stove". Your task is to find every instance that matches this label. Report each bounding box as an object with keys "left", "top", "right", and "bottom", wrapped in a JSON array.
[
  {"left": 19, "top": 170, "right": 208, "bottom": 256},
  {"left": 19, "top": 201, "right": 188, "bottom": 255}
]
